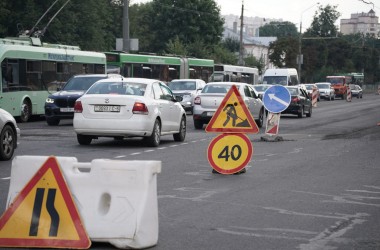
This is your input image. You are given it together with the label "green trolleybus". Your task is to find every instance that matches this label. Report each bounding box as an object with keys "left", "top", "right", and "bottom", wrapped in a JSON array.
[
  {"left": 105, "top": 52, "right": 214, "bottom": 83},
  {"left": 0, "top": 36, "right": 106, "bottom": 122}
]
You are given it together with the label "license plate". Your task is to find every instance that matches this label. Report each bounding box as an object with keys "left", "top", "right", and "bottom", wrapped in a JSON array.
[
  {"left": 207, "top": 111, "right": 215, "bottom": 116},
  {"left": 60, "top": 107, "right": 74, "bottom": 112},
  {"left": 94, "top": 105, "right": 120, "bottom": 112}
]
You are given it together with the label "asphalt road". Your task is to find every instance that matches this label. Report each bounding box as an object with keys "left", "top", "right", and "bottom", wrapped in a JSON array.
[{"left": 0, "top": 93, "right": 379, "bottom": 250}]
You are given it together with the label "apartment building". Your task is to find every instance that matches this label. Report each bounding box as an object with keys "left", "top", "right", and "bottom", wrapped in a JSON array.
[{"left": 340, "top": 9, "right": 379, "bottom": 37}]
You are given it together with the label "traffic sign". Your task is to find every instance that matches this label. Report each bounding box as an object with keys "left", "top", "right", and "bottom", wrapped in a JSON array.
[
  {"left": 262, "top": 85, "right": 291, "bottom": 113},
  {"left": 0, "top": 156, "right": 91, "bottom": 249},
  {"left": 207, "top": 133, "right": 253, "bottom": 174},
  {"left": 265, "top": 112, "right": 280, "bottom": 135},
  {"left": 205, "top": 85, "right": 259, "bottom": 133}
]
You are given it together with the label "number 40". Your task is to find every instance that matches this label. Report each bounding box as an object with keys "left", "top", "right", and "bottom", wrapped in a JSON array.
[{"left": 218, "top": 145, "right": 242, "bottom": 161}]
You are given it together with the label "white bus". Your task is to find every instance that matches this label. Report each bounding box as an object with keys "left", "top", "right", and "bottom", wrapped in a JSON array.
[
  {"left": 0, "top": 36, "right": 106, "bottom": 122},
  {"left": 210, "top": 64, "right": 259, "bottom": 85}
]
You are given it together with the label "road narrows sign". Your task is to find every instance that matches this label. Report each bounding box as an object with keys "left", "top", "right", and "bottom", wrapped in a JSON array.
[
  {"left": 205, "top": 85, "right": 259, "bottom": 133},
  {"left": 0, "top": 156, "right": 91, "bottom": 249},
  {"left": 208, "top": 133, "right": 253, "bottom": 174}
]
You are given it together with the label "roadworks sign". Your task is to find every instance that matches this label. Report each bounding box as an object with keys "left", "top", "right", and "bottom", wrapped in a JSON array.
[
  {"left": 205, "top": 85, "right": 259, "bottom": 133},
  {"left": 0, "top": 156, "right": 91, "bottom": 249}
]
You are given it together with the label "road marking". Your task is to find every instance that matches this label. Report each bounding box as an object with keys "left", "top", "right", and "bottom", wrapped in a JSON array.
[
  {"left": 144, "top": 150, "right": 155, "bottom": 153},
  {"left": 115, "top": 155, "right": 126, "bottom": 158},
  {"left": 1, "top": 177, "right": 10, "bottom": 180},
  {"left": 130, "top": 152, "right": 142, "bottom": 155}
]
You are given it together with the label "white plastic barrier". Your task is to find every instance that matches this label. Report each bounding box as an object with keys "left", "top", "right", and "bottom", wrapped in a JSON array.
[{"left": 6, "top": 156, "right": 161, "bottom": 249}]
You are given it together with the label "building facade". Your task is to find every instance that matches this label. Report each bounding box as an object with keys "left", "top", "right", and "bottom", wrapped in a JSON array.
[{"left": 340, "top": 9, "right": 379, "bottom": 37}]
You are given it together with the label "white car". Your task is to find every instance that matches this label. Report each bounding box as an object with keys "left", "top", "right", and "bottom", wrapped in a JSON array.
[
  {"left": 192, "top": 82, "right": 265, "bottom": 129},
  {"left": 253, "top": 84, "right": 272, "bottom": 99},
  {"left": 73, "top": 78, "right": 187, "bottom": 147},
  {"left": 0, "top": 108, "right": 20, "bottom": 161},
  {"left": 167, "top": 79, "right": 206, "bottom": 114},
  {"left": 315, "top": 82, "right": 335, "bottom": 101}
]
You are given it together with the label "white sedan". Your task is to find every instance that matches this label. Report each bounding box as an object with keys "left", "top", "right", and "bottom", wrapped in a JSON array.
[
  {"left": 0, "top": 108, "right": 20, "bottom": 161},
  {"left": 73, "top": 78, "right": 187, "bottom": 147},
  {"left": 192, "top": 82, "right": 265, "bottom": 129}
]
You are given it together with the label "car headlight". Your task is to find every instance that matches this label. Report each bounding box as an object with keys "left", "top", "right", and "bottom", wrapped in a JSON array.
[{"left": 45, "top": 98, "right": 55, "bottom": 104}]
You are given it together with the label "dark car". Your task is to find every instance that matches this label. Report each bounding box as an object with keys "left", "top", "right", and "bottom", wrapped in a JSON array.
[
  {"left": 282, "top": 86, "right": 312, "bottom": 118},
  {"left": 44, "top": 74, "right": 122, "bottom": 125}
]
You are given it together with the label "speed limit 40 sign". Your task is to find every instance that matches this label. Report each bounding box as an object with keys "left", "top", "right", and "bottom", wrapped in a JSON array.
[{"left": 207, "top": 133, "right": 253, "bottom": 174}]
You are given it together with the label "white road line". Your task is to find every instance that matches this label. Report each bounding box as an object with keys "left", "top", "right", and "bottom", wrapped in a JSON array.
[
  {"left": 1, "top": 177, "right": 10, "bottom": 180},
  {"left": 115, "top": 155, "right": 126, "bottom": 159},
  {"left": 130, "top": 152, "right": 142, "bottom": 155},
  {"left": 144, "top": 150, "right": 155, "bottom": 153}
]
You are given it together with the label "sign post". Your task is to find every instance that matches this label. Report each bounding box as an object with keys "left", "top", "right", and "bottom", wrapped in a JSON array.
[
  {"left": 261, "top": 85, "right": 291, "bottom": 141},
  {"left": 205, "top": 85, "right": 259, "bottom": 175}
]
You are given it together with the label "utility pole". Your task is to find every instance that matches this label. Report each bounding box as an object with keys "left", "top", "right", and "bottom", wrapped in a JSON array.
[
  {"left": 123, "top": 0, "right": 130, "bottom": 52},
  {"left": 298, "top": 21, "right": 302, "bottom": 81},
  {"left": 238, "top": 0, "right": 244, "bottom": 66}
]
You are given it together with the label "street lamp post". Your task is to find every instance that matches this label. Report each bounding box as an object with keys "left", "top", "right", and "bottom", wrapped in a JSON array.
[{"left": 298, "top": 3, "right": 319, "bottom": 82}]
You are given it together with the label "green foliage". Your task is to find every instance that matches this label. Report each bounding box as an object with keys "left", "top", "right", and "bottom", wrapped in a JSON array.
[
  {"left": 244, "top": 55, "right": 264, "bottom": 74},
  {"left": 222, "top": 36, "right": 240, "bottom": 52},
  {"left": 259, "top": 21, "right": 298, "bottom": 38},
  {"left": 268, "top": 37, "right": 298, "bottom": 68},
  {"left": 149, "top": 0, "right": 224, "bottom": 54},
  {"left": 304, "top": 4, "right": 340, "bottom": 38},
  {"left": 210, "top": 45, "right": 237, "bottom": 64},
  {"left": 165, "top": 36, "right": 188, "bottom": 56}
]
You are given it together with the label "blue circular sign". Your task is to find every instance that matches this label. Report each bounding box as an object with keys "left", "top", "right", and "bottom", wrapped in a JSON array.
[{"left": 262, "top": 85, "right": 291, "bottom": 113}]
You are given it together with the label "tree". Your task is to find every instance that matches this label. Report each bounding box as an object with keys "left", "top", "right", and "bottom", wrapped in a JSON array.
[
  {"left": 268, "top": 37, "right": 298, "bottom": 68},
  {"left": 259, "top": 21, "right": 298, "bottom": 38},
  {"left": 244, "top": 55, "right": 264, "bottom": 75},
  {"left": 222, "top": 36, "right": 240, "bottom": 53},
  {"left": 304, "top": 4, "right": 340, "bottom": 38},
  {"left": 148, "top": 0, "right": 224, "bottom": 55}
]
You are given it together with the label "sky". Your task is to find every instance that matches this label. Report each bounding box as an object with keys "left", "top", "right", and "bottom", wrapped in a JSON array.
[{"left": 132, "top": 0, "right": 379, "bottom": 32}]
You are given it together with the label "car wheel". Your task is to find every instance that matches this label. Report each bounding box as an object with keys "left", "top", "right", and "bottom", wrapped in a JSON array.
[
  {"left": 46, "top": 117, "right": 60, "bottom": 126},
  {"left": 306, "top": 106, "right": 312, "bottom": 117},
  {"left": 77, "top": 134, "right": 92, "bottom": 145},
  {"left": 0, "top": 125, "right": 16, "bottom": 161},
  {"left": 194, "top": 119, "right": 203, "bottom": 129},
  {"left": 174, "top": 116, "right": 186, "bottom": 142},
  {"left": 145, "top": 119, "right": 161, "bottom": 147},
  {"left": 360, "top": 94, "right": 363, "bottom": 99},
  {"left": 19, "top": 99, "right": 32, "bottom": 123},
  {"left": 297, "top": 107, "right": 304, "bottom": 118},
  {"left": 255, "top": 108, "right": 264, "bottom": 128}
]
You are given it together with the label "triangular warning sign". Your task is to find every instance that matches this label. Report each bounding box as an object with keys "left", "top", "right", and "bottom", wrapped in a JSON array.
[
  {"left": 205, "top": 85, "right": 259, "bottom": 133},
  {"left": 0, "top": 156, "right": 91, "bottom": 249}
]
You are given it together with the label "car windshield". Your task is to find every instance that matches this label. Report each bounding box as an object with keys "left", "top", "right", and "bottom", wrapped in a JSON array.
[
  {"left": 254, "top": 85, "right": 270, "bottom": 92},
  {"left": 168, "top": 81, "right": 196, "bottom": 91},
  {"left": 316, "top": 84, "right": 329, "bottom": 89},
  {"left": 286, "top": 87, "right": 299, "bottom": 95},
  {"left": 262, "top": 76, "right": 287, "bottom": 85},
  {"left": 326, "top": 78, "right": 343, "bottom": 85},
  {"left": 63, "top": 76, "right": 106, "bottom": 91},
  {"left": 202, "top": 84, "right": 232, "bottom": 94},
  {"left": 304, "top": 85, "right": 313, "bottom": 90},
  {"left": 87, "top": 81, "right": 147, "bottom": 96}
]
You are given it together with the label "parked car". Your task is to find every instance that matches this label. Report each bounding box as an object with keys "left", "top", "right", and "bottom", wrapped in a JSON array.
[
  {"left": 315, "top": 82, "right": 335, "bottom": 101},
  {"left": 283, "top": 86, "right": 312, "bottom": 118},
  {"left": 45, "top": 74, "right": 122, "bottom": 125},
  {"left": 0, "top": 108, "right": 20, "bottom": 161},
  {"left": 73, "top": 78, "right": 186, "bottom": 147},
  {"left": 350, "top": 84, "right": 363, "bottom": 98},
  {"left": 167, "top": 79, "right": 206, "bottom": 114},
  {"left": 253, "top": 84, "right": 272, "bottom": 99},
  {"left": 303, "top": 83, "right": 320, "bottom": 101},
  {"left": 192, "top": 82, "right": 265, "bottom": 129}
]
